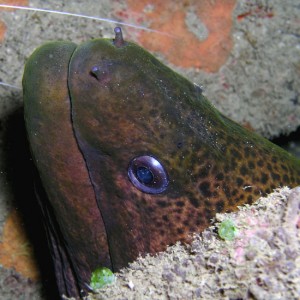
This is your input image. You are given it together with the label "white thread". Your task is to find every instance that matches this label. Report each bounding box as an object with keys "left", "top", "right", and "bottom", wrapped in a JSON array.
[{"left": 0, "top": 5, "right": 174, "bottom": 36}]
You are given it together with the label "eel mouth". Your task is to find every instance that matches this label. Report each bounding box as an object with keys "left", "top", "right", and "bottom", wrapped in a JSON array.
[
  {"left": 34, "top": 172, "right": 113, "bottom": 299},
  {"left": 34, "top": 177, "right": 83, "bottom": 298}
]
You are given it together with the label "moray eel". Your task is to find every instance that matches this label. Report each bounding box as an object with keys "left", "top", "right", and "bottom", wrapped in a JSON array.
[{"left": 23, "top": 28, "right": 300, "bottom": 298}]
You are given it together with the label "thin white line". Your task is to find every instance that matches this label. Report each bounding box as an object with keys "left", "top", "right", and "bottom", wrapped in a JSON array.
[
  {"left": 0, "top": 5, "right": 175, "bottom": 37},
  {"left": 0, "top": 4, "right": 177, "bottom": 90},
  {"left": 0, "top": 82, "right": 21, "bottom": 89}
]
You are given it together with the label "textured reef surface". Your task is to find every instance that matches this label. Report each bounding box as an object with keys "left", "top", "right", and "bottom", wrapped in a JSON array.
[{"left": 87, "top": 187, "right": 300, "bottom": 300}]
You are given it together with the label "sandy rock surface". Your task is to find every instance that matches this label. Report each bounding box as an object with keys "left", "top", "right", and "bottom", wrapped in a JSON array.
[{"left": 87, "top": 187, "right": 300, "bottom": 300}]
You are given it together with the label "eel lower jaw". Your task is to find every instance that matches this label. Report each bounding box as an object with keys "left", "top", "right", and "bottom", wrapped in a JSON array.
[{"left": 34, "top": 181, "right": 96, "bottom": 299}]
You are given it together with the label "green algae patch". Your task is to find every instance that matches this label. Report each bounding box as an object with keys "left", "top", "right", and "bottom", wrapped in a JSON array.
[
  {"left": 218, "top": 219, "right": 238, "bottom": 241},
  {"left": 90, "top": 267, "right": 115, "bottom": 290}
]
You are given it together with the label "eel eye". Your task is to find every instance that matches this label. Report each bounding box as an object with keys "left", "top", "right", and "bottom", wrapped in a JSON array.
[{"left": 128, "top": 155, "right": 169, "bottom": 194}]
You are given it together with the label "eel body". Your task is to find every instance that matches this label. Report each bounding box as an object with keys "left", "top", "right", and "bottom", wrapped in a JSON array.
[{"left": 23, "top": 28, "right": 300, "bottom": 298}]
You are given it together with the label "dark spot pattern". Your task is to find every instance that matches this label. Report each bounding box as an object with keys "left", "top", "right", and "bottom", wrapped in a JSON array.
[
  {"left": 257, "top": 159, "right": 264, "bottom": 167},
  {"left": 198, "top": 167, "right": 209, "bottom": 178},
  {"left": 162, "top": 215, "right": 169, "bottom": 222},
  {"left": 215, "top": 173, "right": 224, "bottom": 181},
  {"left": 176, "top": 201, "right": 185, "bottom": 207},
  {"left": 271, "top": 172, "right": 280, "bottom": 181},
  {"left": 189, "top": 197, "right": 200, "bottom": 208},
  {"left": 261, "top": 173, "right": 268, "bottom": 184},
  {"left": 247, "top": 195, "right": 253, "bottom": 204},
  {"left": 230, "top": 148, "right": 242, "bottom": 160},
  {"left": 199, "top": 181, "right": 212, "bottom": 197},
  {"left": 236, "top": 177, "right": 244, "bottom": 186},
  {"left": 157, "top": 200, "right": 167, "bottom": 208},
  {"left": 240, "top": 165, "right": 248, "bottom": 176},
  {"left": 216, "top": 200, "right": 225, "bottom": 212},
  {"left": 282, "top": 174, "right": 289, "bottom": 182},
  {"left": 248, "top": 161, "right": 255, "bottom": 169}
]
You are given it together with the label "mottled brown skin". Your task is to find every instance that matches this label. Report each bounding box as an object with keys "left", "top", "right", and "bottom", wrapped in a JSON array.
[{"left": 23, "top": 34, "right": 300, "bottom": 298}]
